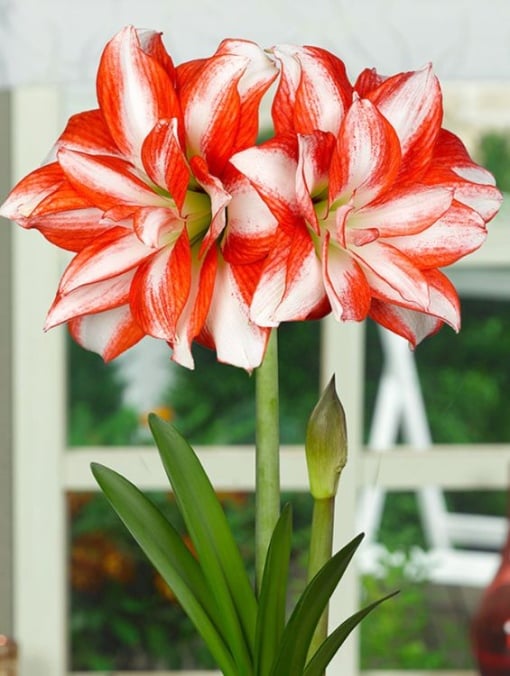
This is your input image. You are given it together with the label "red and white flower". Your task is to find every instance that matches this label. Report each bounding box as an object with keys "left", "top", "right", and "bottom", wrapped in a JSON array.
[
  {"left": 231, "top": 49, "right": 502, "bottom": 345},
  {"left": 0, "top": 26, "right": 277, "bottom": 369},
  {"left": 1, "top": 32, "right": 502, "bottom": 367}
]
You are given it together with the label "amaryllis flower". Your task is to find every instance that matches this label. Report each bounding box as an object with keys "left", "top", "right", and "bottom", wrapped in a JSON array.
[
  {"left": 0, "top": 26, "right": 277, "bottom": 369},
  {"left": 232, "top": 48, "right": 502, "bottom": 344}
]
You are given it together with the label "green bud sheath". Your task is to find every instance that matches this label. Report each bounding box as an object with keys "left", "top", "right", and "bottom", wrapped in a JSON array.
[{"left": 305, "top": 376, "right": 347, "bottom": 500}]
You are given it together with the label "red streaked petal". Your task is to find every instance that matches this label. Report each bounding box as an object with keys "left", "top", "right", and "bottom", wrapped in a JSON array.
[
  {"left": 97, "top": 26, "right": 180, "bottom": 163},
  {"left": 46, "top": 270, "right": 134, "bottom": 328},
  {"left": 180, "top": 54, "right": 246, "bottom": 176},
  {"left": 367, "top": 65, "right": 442, "bottom": 179},
  {"left": 369, "top": 268, "right": 460, "bottom": 346},
  {"left": 29, "top": 208, "right": 111, "bottom": 252},
  {"left": 230, "top": 136, "right": 299, "bottom": 226},
  {"left": 141, "top": 118, "right": 190, "bottom": 209},
  {"left": 450, "top": 181, "right": 502, "bottom": 223},
  {"left": 0, "top": 163, "right": 64, "bottom": 223},
  {"left": 129, "top": 232, "right": 190, "bottom": 341},
  {"left": 322, "top": 234, "right": 371, "bottom": 321},
  {"left": 190, "top": 156, "right": 230, "bottom": 254},
  {"left": 331, "top": 97, "right": 401, "bottom": 205},
  {"left": 251, "top": 224, "right": 325, "bottom": 325},
  {"left": 272, "top": 44, "right": 353, "bottom": 135},
  {"left": 222, "top": 174, "right": 278, "bottom": 265},
  {"left": 369, "top": 300, "right": 443, "bottom": 346},
  {"left": 354, "top": 68, "right": 388, "bottom": 97},
  {"left": 201, "top": 256, "right": 270, "bottom": 370},
  {"left": 389, "top": 202, "right": 487, "bottom": 268},
  {"left": 137, "top": 28, "right": 176, "bottom": 79},
  {"left": 69, "top": 306, "right": 145, "bottom": 362},
  {"left": 214, "top": 39, "right": 277, "bottom": 151},
  {"left": 133, "top": 206, "right": 183, "bottom": 248},
  {"left": 58, "top": 147, "right": 168, "bottom": 210},
  {"left": 57, "top": 109, "right": 120, "bottom": 156},
  {"left": 424, "top": 130, "right": 503, "bottom": 222},
  {"left": 355, "top": 240, "right": 430, "bottom": 310},
  {"left": 59, "top": 226, "right": 153, "bottom": 293},
  {"left": 171, "top": 245, "right": 218, "bottom": 368},
  {"left": 352, "top": 185, "right": 452, "bottom": 238},
  {"left": 296, "top": 131, "right": 335, "bottom": 231}
]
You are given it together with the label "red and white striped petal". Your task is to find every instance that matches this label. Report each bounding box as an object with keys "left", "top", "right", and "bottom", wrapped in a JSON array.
[
  {"left": 330, "top": 97, "right": 401, "bottom": 206},
  {"left": 322, "top": 234, "right": 371, "bottom": 321},
  {"left": 171, "top": 245, "right": 218, "bottom": 368},
  {"left": 69, "top": 305, "right": 145, "bottom": 362},
  {"left": 59, "top": 226, "right": 153, "bottom": 293},
  {"left": 30, "top": 207, "right": 112, "bottom": 252},
  {"left": 355, "top": 240, "right": 430, "bottom": 310},
  {"left": 354, "top": 68, "right": 388, "bottom": 97},
  {"left": 214, "top": 39, "right": 277, "bottom": 151},
  {"left": 449, "top": 181, "right": 502, "bottom": 223},
  {"left": 190, "top": 156, "right": 230, "bottom": 254},
  {"left": 0, "top": 163, "right": 64, "bottom": 223},
  {"left": 389, "top": 202, "right": 487, "bottom": 268},
  {"left": 46, "top": 270, "right": 134, "bottom": 329},
  {"left": 222, "top": 173, "right": 277, "bottom": 264},
  {"left": 129, "top": 231, "right": 190, "bottom": 341},
  {"left": 367, "top": 65, "right": 442, "bottom": 179},
  {"left": 133, "top": 206, "right": 183, "bottom": 248},
  {"left": 179, "top": 54, "right": 247, "bottom": 174},
  {"left": 369, "top": 268, "right": 460, "bottom": 345},
  {"left": 141, "top": 118, "right": 190, "bottom": 209},
  {"left": 57, "top": 109, "right": 120, "bottom": 156},
  {"left": 202, "top": 256, "right": 270, "bottom": 370},
  {"left": 58, "top": 147, "right": 168, "bottom": 210},
  {"left": 369, "top": 299, "right": 443, "bottom": 347},
  {"left": 272, "top": 45, "right": 353, "bottom": 136},
  {"left": 230, "top": 136, "right": 299, "bottom": 226},
  {"left": 97, "top": 26, "right": 180, "bottom": 164},
  {"left": 352, "top": 185, "right": 452, "bottom": 239},
  {"left": 296, "top": 131, "right": 335, "bottom": 231},
  {"left": 251, "top": 225, "right": 325, "bottom": 325}
]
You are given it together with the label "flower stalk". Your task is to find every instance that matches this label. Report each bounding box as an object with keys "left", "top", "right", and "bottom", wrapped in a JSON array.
[
  {"left": 305, "top": 376, "right": 348, "bottom": 661},
  {"left": 255, "top": 328, "right": 280, "bottom": 590}
]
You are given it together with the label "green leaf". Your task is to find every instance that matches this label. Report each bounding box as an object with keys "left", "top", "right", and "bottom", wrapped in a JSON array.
[
  {"left": 270, "top": 533, "right": 364, "bottom": 676},
  {"left": 255, "top": 504, "right": 292, "bottom": 676},
  {"left": 303, "top": 591, "right": 399, "bottom": 676},
  {"left": 148, "top": 415, "right": 256, "bottom": 673},
  {"left": 91, "top": 463, "right": 237, "bottom": 676}
]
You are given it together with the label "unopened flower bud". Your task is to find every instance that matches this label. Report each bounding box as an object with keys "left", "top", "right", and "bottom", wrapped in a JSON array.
[{"left": 305, "top": 376, "right": 347, "bottom": 499}]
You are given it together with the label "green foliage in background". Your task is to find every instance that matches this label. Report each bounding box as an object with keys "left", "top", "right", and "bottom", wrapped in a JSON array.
[
  {"left": 164, "top": 321, "right": 321, "bottom": 445},
  {"left": 68, "top": 339, "right": 139, "bottom": 446}
]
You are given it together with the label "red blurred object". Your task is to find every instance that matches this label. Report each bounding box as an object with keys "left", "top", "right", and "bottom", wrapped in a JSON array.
[
  {"left": 472, "top": 524, "right": 510, "bottom": 675},
  {"left": 0, "top": 635, "right": 18, "bottom": 675}
]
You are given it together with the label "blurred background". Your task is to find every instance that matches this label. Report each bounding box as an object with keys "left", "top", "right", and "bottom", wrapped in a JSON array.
[{"left": 0, "top": 1, "right": 509, "bottom": 674}]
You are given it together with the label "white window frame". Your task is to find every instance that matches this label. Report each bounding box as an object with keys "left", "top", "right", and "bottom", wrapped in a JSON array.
[{"left": 7, "top": 84, "right": 510, "bottom": 676}]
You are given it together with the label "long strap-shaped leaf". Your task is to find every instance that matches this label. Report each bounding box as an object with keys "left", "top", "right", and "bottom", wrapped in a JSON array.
[
  {"left": 269, "top": 533, "right": 364, "bottom": 676},
  {"left": 149, "top": 415, "right": 257, "bottom": 673},
  {"left": 303, "top": 591, "right": 399, "bottom": 676},
  {"left": 91, "top": 463, "right": 238, "bottom": 676},
  {"left": 255, "top": 504, "right": 292, "bottom": 676}
]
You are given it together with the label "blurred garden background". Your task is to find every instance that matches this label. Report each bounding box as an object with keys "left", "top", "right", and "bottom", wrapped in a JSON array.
[{"left": 65, "top": 131, "right": 510, "bottom": 671}]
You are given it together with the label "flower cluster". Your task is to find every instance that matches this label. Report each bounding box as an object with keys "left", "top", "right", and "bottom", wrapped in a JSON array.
[{"left": 1, "top": 27, "right": 501, "bottom": 369}]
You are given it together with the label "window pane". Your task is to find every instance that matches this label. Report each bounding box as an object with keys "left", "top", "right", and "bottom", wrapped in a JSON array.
[{"left": 67, "top": 321, "right": 321, "bottom": 447}]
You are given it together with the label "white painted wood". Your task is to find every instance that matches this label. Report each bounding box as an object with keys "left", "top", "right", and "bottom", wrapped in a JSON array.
[{"left": 11, "top": 87, "right": 67, "bottom": 676}]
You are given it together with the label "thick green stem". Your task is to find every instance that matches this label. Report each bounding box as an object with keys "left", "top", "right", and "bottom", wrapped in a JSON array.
[
  {"left": 307, "top": 496, "right": 335, "bottom": 660},
  {"left": 255, "top": 329, "right": 280, "bottom": 591}
]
